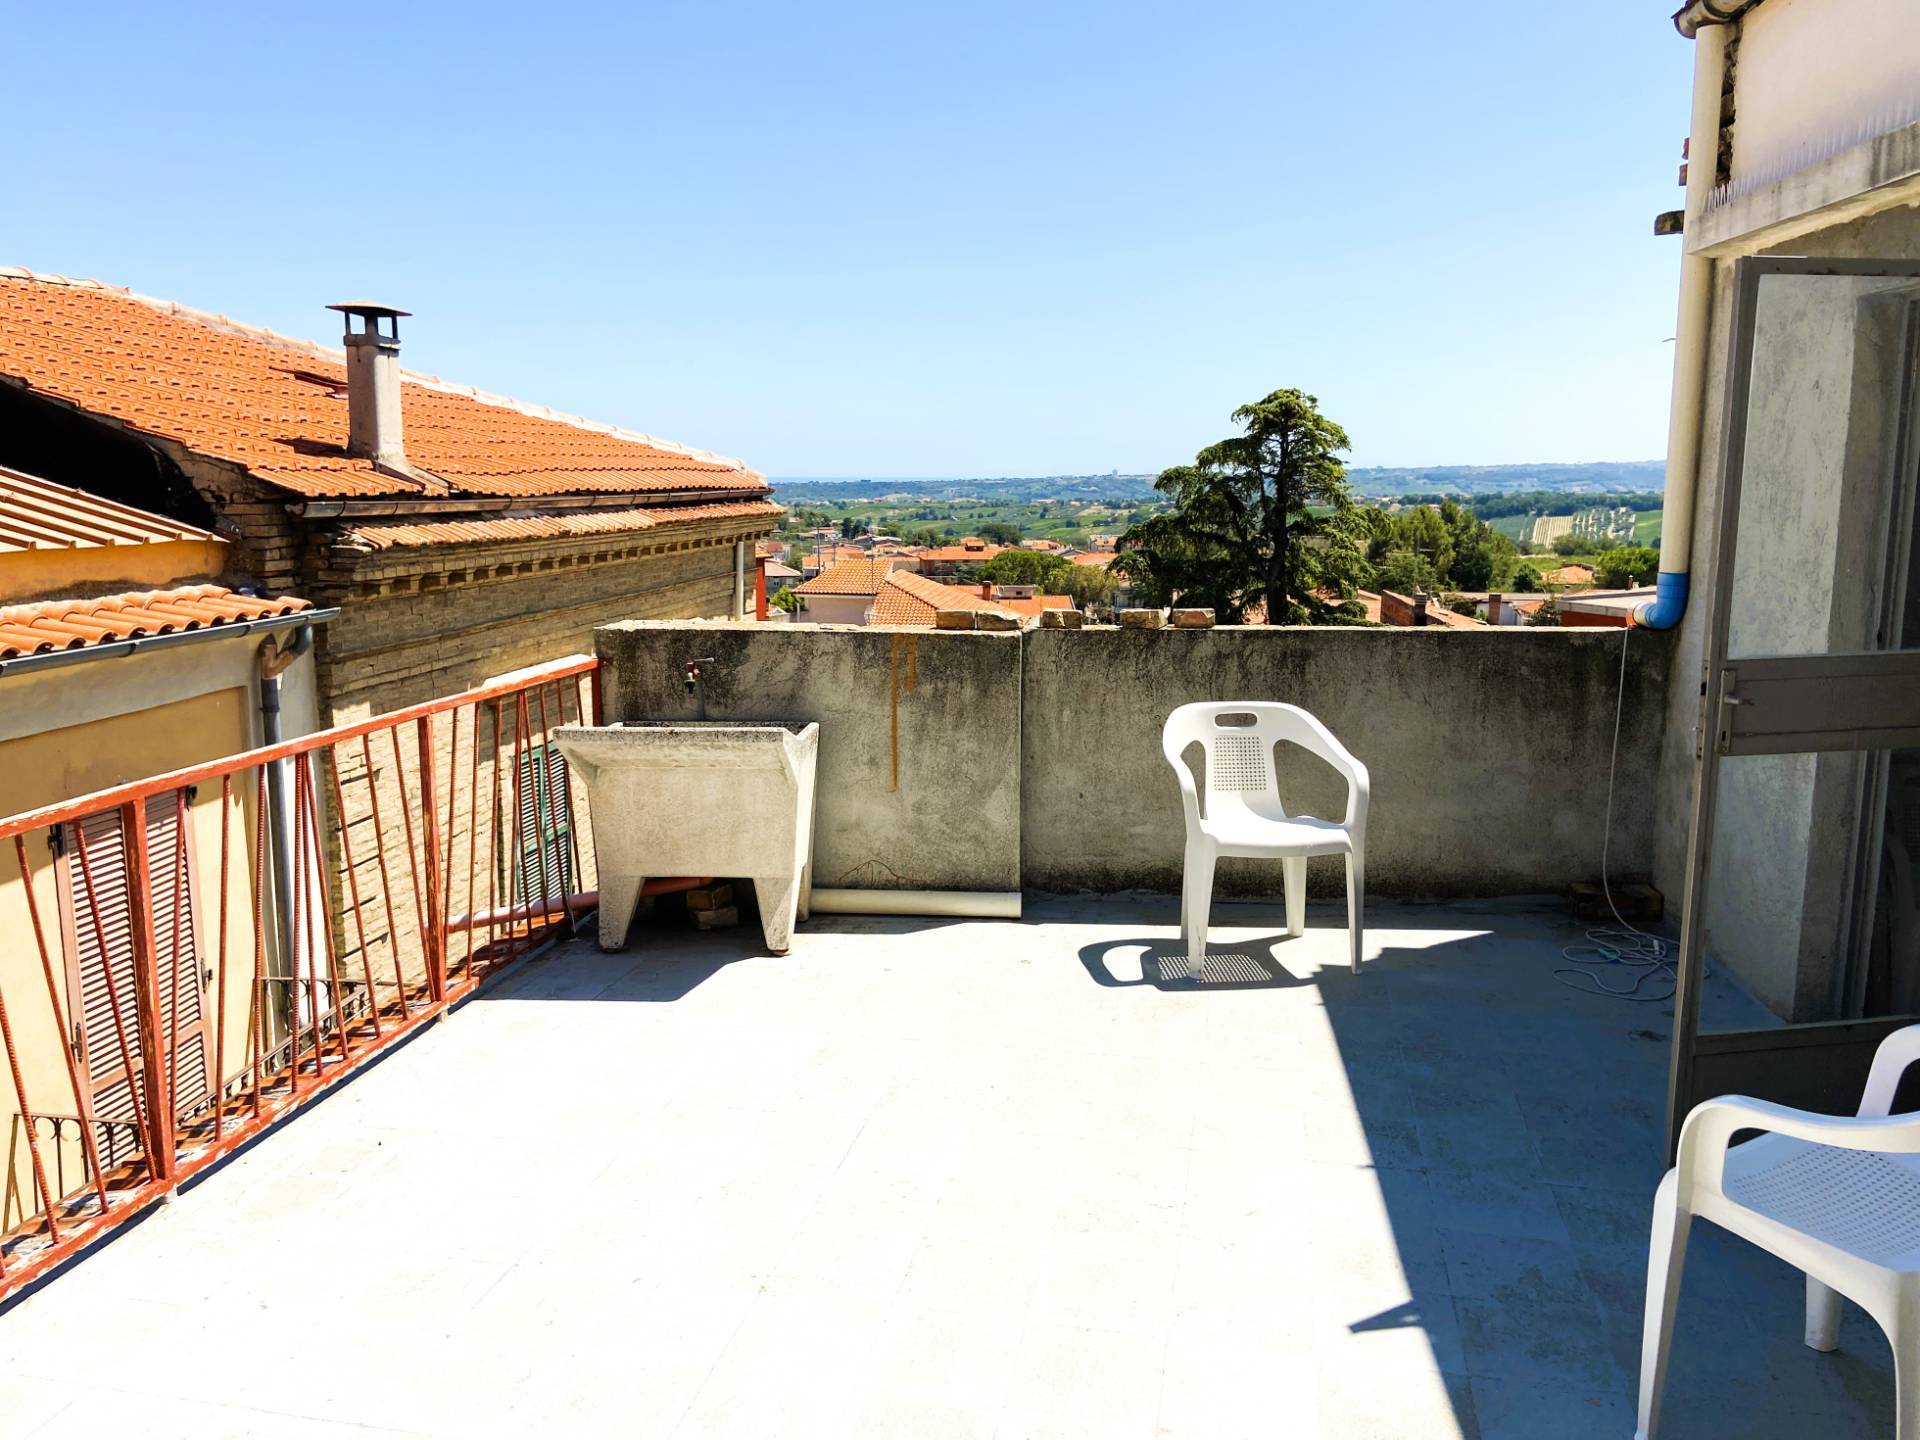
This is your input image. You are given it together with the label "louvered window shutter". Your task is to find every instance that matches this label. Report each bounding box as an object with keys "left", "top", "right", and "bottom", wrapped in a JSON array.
[
  {"left": 57, "top": 791, "right": 216, "bottom": 1165},
  {"left": 514, "top": 744, "right": 574, "bottom": 909}
]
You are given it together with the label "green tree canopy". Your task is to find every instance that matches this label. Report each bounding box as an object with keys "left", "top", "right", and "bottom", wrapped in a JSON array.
[
  {"left": 1594, "top": 545, "right": 1660, "bottom": 589},
  {"left": 978, "top": 549, "right": 1069, "bottom": 589},
  {"left": 1113, "top": 389, "right": 1369, "bottom": 623},
  {"left": 1357, "top": 501, "right": 1518, "bottom": 593},
  {"left": 1058, "top": 564, "right": 1116, "bottom": 608},
  {"left": 1373, "top": 548, "right": 1436, "bottom": 596},
  {"left": 976, "top": 521, "right": 1021, "bottom": 545}
]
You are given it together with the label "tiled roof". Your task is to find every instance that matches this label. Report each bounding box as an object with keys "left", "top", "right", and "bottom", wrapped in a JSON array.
[
  {"left": 992, "top": 592, "right": 1074, "bottom": 618},
  {"left": 1071, "top": 551, "right": 1117, "bottom": 568},
  {"left": 1424, "top": 602, "right": 1487, "bottom": 629},
  {"left": 339, "top": 499, "right": 781, "bottom": 551},
  {"left": 1558, "top": 586, "right": 1657, "bottom": 616},
  {"left": 867, "top": 570, "right": 1021, "bottom": 625},
  {"left": 794, "top": 556, "right": 906, "bottom": 597},
  {"left": 918, "top": 541, "right": 1003, "bottom": 563},
  {"left": 0, "top": 464, "right": 223, "bottom": 552},
  {"left": 1542, "top": 564, "right": 1595, "bottom": 585},
  {"left": 0, "top": 583, "right": 311, "bottom": 658},
  {"left": 804, "top": 544, "right": 888, "bottom": 570},
  {"left": 0, "top": 269, "right": 767, "bottom": 502}
]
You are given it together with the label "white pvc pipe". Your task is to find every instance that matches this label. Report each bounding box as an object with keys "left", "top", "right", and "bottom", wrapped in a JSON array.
[
  {"left": 1638, "top": 23, "right": 1730, "bottom": 628},
  {"left": 732, "top": 539, "right": 747, "bottom": 618},
  {"left": 808, "top": 888, "right": 1023, "bottom": 919}
]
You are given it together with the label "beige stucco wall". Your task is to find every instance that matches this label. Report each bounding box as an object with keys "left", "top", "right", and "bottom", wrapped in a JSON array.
[
  {"left": 0, "top": 536, "right": 229, "bottom": 605},
  {"left": 788, "top": 594, "right": 872, "bottom": 627},
  {"left": 0, "top": 633, "right": 319, "bottom": 1231}
]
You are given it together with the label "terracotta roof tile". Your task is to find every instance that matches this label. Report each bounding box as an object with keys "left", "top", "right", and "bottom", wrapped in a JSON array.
[
  {"left": 867, "top": 570, "right": 1023, "bottom": 625},
  {"left": 991, "top": 592, "right": 1074, "bottom": 618},
  {"left": 339, "top": 499, "right": 781, "bottom": 551},
  {"left": 0, "top": 583, "right": 311, "bottom": 659},
  {"left": 793, "top": 556, "right": 906, "bottom": 597},
  {"left": 917, "top": 539, "right": 1003, "bottom": 563},
  {"left": 0, "top": 269, "right": 766, "bottom": 502},
  {"left": 0, "top": 464, "right": 224, "bottom": 552}
]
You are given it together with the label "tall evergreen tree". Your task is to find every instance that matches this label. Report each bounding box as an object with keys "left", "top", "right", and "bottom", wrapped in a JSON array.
[{"left": 1113, "top": 389, "right": 1368, "bottom": 623}]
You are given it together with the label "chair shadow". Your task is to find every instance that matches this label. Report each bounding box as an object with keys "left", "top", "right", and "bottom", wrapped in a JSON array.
[{"left": 1077, "top": 933, "right": 1315, "bottom": 991}]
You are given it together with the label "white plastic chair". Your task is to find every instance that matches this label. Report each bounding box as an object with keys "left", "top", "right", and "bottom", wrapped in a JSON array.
[
  {"left": 1637, "top": 1024, "right": 1920, "bottom": 1438},
  {"left": 1160, "top": 701, "right": 1369, "bottom": 976}
]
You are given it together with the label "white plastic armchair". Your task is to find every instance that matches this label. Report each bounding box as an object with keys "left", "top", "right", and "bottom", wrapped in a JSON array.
[
  {"left": 1161, "top": 702, "right": 1369, "bottom": 976},
  {"left": 1637, "top": 1023, "right": 1920, "bottom": 1439}
]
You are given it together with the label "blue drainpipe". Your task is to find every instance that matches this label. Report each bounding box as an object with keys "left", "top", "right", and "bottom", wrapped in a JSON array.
[{"left": 1635, "top": 571, "right": 1690, "bottom": 631}]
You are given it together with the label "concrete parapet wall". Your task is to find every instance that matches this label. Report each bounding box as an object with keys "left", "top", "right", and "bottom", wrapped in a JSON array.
[
  {"left": 592, "top": 621, "right": 1672, "bottom": 901},
  {"left": 594, "top": 621, "right": 1022, "bottom": 893},
  {"left": 1022, "top": 625, "right": 1669, "bottom": 898}
]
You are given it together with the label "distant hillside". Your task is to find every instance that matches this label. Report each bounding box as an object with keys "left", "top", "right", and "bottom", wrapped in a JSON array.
[
  {"left": 768, "top": 462, "right": 1666, "bottom": 514},
  {"left": 773, "top": 462, "right": 1664, "bottom": 506},
  {"left": 1343, "top": 461, "right": 1664, "bottom": 499},
  {"left": 772, "top": 475, "right": 1158, "bottom": 505}
]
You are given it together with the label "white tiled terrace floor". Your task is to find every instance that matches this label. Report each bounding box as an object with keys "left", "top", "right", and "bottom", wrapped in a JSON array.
[{"left": 0, "top": 896, "right": 1898, "bottom": 1438}]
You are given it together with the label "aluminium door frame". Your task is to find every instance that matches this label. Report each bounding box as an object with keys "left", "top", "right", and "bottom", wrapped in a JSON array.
[{"left": 1666, "top": 255, "right": 1920, "bottom": 1159}]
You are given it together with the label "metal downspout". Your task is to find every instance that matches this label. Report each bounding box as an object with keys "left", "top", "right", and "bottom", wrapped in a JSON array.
[
  {"left": 258, "top": 622, "right": 313, "bottom": 988},
  {"left": 1637, "top": 21, "right": 1732, "bottom": 628}
]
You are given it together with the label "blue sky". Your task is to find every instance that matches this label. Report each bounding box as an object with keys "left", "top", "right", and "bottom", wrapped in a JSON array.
[{"left": 8, "top": 3, "right": 1693, "bottom": 477}]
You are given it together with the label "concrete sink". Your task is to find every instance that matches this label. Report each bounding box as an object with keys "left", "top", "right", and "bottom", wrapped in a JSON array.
[{"left": 553, "top": 721, "right": 820, "bottom": 954}]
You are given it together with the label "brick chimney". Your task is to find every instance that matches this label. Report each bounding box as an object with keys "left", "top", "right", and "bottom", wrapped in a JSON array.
[
  {"left": 328, "top": 302, "right": 410, "bottom": 468},
  {"left": 1412, "top": 587, "right": 1430, "bottom": 625},
  {"left": 981, "top": 582, "right": 993, "bottom": 600}
]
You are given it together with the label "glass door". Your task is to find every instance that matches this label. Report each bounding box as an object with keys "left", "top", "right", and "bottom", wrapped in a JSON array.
[{"left": 1668, "top": 257, "right": 1920, "bottom": 1156}]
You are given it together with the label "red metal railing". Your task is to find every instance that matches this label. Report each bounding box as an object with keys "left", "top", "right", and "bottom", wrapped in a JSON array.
[{"left": 0, "top": 656, "right": 601, "bottom": 1300}]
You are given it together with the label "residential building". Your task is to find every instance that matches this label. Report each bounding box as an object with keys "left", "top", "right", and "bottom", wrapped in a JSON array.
[
  {"left": 0, "top": 269, "right": 779, "bottom": 1012},
  {"left": 968, "top": 583, "right": 1075, "bottom": 622},
  {"left": 761, "top": 559, "right": 802, "bottom": 597},
  {"left": 1485, "top": 592, "right": 1552, "bottom": 626},
  {"left": 1539, "top": 563, "right": 1595, "bottom": 587},
  {"left": 0, "top": 270, "right": 779, "bottom": 724},
  {"left": 789, "top": 556, "right": 914, "bottom": 625},
  {"left": 789, "top": 559, "right": 1057, "bottom": 627},
  {"left": 0, "top": 464, "right": 323, "bottom": 1231},
  {"left": 916, "top": 536, "right": 1002, "bottom": 577},
  {"left": 866, "top": 570, "right": 1025, "bottom": 626},
  {"left": 1555, "top": 586, "right": 1655, "bottom": 627},
  {"left": 1373, "top": 589, "right": 1485, "bottom": 629}
]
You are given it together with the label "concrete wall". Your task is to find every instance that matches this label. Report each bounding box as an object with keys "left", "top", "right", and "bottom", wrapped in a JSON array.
[
  {"left": 592, "top": 621, "right": 1670, "bottom": 902},
  {"left": 1022, "top": 626, "right": 1669, "bottom": 898},
  {"left": 594, "top": 621, "right": 1023, "bottom": 893},
  {"left": 1732, "top": 0, "right": 1920, "bottom": 192}
]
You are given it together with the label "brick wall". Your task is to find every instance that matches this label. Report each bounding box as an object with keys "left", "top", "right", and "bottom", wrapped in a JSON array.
[
  {"left": 310, "top": 524, "right": 767, "bottom": 720},
  {"left": 302, "top": 515, "right": 771, "bottom": 982},
  {"left": 170, "top": 453, "right": 307, "bottom": 594}
]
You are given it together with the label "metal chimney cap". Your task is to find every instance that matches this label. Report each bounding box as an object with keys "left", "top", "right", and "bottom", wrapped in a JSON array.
[{"left": 327, "top": 302, "right": 411, "bottom": 319}]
